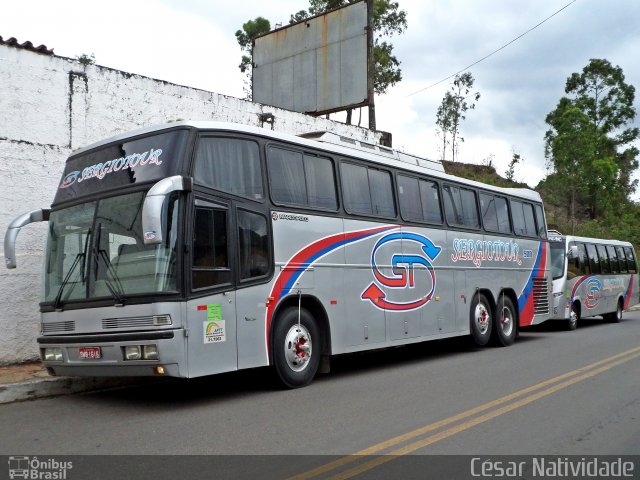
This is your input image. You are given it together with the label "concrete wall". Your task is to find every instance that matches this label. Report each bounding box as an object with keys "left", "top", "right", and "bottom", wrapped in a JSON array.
[{"left": 0, "top": 42, "right": 382, "bottom": 364}]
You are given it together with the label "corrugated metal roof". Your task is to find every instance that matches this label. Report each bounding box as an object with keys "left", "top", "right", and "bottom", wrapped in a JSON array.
[{"left": 0, "top": 35, "right": 53, "bottom": 55}]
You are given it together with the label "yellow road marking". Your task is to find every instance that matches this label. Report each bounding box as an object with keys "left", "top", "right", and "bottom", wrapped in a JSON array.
[
  {"left": 330, "top": 351, "right": 640, "bottom": 480},
  {"left": 289, "top": 345, "right": 640, "bottom": 480}
]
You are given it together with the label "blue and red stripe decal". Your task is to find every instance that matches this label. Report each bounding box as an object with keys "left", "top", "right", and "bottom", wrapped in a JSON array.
[
  {"left": 517, "top": 241, "right": 548, "bottom": 326},
  {"left": 265, "top": 225, "right": 398, "bottom": 350},
  {"left": 623, "top": 274, "right": 635, "bottom": 309}
]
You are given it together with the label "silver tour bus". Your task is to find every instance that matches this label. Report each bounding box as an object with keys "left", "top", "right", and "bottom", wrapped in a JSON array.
[
  {"left": 5, "top": 122, "right": 552, "bottom": 388},
  {"left": 548, "top": 231, "right": 638, "bottom": 330}
]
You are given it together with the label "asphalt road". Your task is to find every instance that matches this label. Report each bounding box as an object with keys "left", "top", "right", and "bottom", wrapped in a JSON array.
[{"left": 1, "top": 313, "right": 639, "bottom": 478}]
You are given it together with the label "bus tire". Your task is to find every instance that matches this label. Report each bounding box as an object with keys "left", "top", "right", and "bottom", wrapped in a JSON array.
[
  {"left": 566, "top": 303, "right": 579, "bottom": 330},
  {"left": 470, "top": 293, "right": 492, "bottom": 346},
  {"left": 493, "top": 294, "right": 517, "bottom": 347},
  {"left": 605, "top": 299, "right": 623, "bottom": 323},
  {"left": 272, "top": 307, "right": 320, "bottom": 389}
]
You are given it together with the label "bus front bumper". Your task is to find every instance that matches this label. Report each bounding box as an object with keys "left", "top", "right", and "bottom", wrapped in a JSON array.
[{"left": 37, "top": 329, "right": 186, "bottom": 378}]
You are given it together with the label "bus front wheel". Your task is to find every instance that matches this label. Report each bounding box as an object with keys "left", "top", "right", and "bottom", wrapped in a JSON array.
[
  {"left": 272, "top": 307, "right": 320, "bottom": 389},
  {"left": 470, "top": 293, "right": 492, "bottom": 346},
  {"left": 567, "top": 304, "right": 579, "bottom": 330}
]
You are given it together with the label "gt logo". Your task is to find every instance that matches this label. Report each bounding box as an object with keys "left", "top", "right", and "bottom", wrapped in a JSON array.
[{"left": 361, "top": 232, "right": 441, "bottom": 311}]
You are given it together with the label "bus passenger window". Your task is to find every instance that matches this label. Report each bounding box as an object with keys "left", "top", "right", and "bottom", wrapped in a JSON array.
[
  {"left": 597, "top": 245, "right": 610, "bottom": 274},
  {"left": 192, "top": 207, "right": 231, "bottom": 289},
  {"left": 624, "top": 247, "right": 637, "bottom": 273},
  {"left": 586, "top": 244, "right": 600, "bottom": 274},
  {"left": 567, "top": 243, "right": 589, "bottom": 279},
  {"left": 606, "top": 245, "right": 619, "bottom": 273},
  {"left": 443, "top": 185, "right": 479, "bottom": 228},
  {"left": 616, "top": 246, "right": 629, "bottom": 273},
  {"left": 238, "top": 210, "right": 270, "bottom": 280},
  {"left": 194, "top": 137, "right": 263, "bottom": 200}
]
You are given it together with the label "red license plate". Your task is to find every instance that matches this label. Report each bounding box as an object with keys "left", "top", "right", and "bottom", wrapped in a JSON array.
[{"left": 79, "top": 347, "right": 102, "bottom": 359}]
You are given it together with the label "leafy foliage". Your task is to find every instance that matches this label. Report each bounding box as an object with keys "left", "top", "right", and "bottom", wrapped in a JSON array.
[
  {"left": 235, "top": 17, "right": 271, "bottom": 98},
  {"left": 544, "top": 59, "right": 639, "bottom": 226},
  {"left": 435, "top": 72, "right": 480, "bottom": 161}
]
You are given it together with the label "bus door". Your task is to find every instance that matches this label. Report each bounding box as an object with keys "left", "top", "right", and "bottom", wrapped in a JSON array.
[{"left": 186, "top": 197, "right": 238, "bottom": 378}]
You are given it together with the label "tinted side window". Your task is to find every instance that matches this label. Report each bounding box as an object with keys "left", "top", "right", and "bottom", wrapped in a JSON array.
[
  {"left": 341, "top": 163, "right": 372, "bottom": 214},
  {"left": 586, "top": 244, "right": 600, "bottom": 274},
  {"left": 192, "top": 207, "right": 231, "bottom": 289},
  {"left": 616, "top": 246, "right": 629, "bottom": 273},
  {"left": 606, "top": 245, "right": 619, "bottom": 273},
  {"left": 398, "top": 175, "right": 442, "bottom": 224},
  {"left": 512, "top": 201, "right": 537, "bottom": 236},
  {"left": 267, "top": 148, "right": 306, "bottom": 205},
  {"left": 480, "top": 193, "right": 498, "bottom": 231},
  {"left": 341, "top": 163, "right": 395, "bottom": 217},
  {"left": 495, "top": 197, "right": 511, "bottom": 233},
  {"left": 420, "top": 180, "right": 443, "bottom": 224},
  {"left": 625, "top": 247, "right": 637, "bottom": 273},
  {"left": 443, "top": 185, "right": 479, "bottom": 228},
  {"left": 369, "top": 169, "right": 396, "bottom": 217},
  {"left": 534, "top": 204, "right": 547, "bottom": 238},
  {"left": 194, "top": 138, "right": 263, "bottom": 200},
  {"left": 238, "top": 210, "right": 270, "bottom": 280},
  {"left": 304, "top": 155, "right": 338, "bottom": 209},
  {"left": 398, "top": 175, "right": 421, "bottom": 222},
  {"left": 597, "top": 244, "right": 610, "bottom": 274},
  {"left": 568, "top": 242, "right": 589, "bottom": 279}
]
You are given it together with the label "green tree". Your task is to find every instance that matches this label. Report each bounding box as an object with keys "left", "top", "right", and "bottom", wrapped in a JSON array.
[
  {"left": 505, "top": 152, "right": 521, "bottom": 181},
  {"left": 235, "top": 17, "right": 271, "bottom": 99},
  {"left": 544, "top": 58, "right": 639, "bottom": 222},
  {"left": 435, "top": 72, "right": 480, "bottom": 162}
]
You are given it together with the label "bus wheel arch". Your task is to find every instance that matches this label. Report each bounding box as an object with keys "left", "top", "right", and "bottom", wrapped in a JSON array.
[
  {"left": 568, "top": 301, "right": 580, "bottom": 330},
  {"left": 269, "top": 295, "right": 331, "bottom": 388}
]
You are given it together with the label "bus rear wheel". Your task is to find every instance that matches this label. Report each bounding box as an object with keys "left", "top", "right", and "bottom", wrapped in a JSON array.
[
  {"left": 493, "top": 295, "right": 517, "bottom": 347},
  {"left": 470, "top": 293, "right": 492, "bottom": 346},
  {"left": 605, "top": 299, "right": 623, "bottom": 323},
  {"left": 272, "top": 307, "right": 320, "bottom": 389}
]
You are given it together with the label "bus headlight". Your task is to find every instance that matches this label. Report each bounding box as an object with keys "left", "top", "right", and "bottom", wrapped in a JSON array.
[
  {"left": 43, "top": 348, "right": 63, "bottom": 362},
  {"left": 124, "top": 346, "right": 142, "bottom": 361},
  {"left": 143, "top": 344, "right": 159, "bottom": 360}
]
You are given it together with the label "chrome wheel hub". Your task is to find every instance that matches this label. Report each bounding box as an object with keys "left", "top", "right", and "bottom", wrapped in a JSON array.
[
  {"left": 284, "top": 324, "right": 312, "bottom": 372},
  {"left": 474, "top": 304, "right": 490, "bottom": 335}
]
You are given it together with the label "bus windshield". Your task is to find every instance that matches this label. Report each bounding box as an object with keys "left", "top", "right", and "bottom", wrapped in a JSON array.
[
  {"left": 549, "top": 240, "right": 566, "bottom": 280},
  {"left": 43, "top": 190, "right": 179, "bottom": 306}
]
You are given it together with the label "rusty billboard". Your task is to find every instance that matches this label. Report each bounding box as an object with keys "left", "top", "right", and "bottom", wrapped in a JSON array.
[{"left": 252, "top": 1, "right": 368, "bottom": 115}]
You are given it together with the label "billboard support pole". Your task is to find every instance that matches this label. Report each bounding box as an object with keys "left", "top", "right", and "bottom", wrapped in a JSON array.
[{"left": 367, "top": 0, "right": 376, "bottom": 131}]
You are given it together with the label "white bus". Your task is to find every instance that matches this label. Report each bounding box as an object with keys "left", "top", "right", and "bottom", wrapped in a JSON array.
[
  {"left": 5, "top": 122, "right": 551, "bottom": 388},
  {"left": 548, "top": 232, "right": 638, "bottom": 330}
]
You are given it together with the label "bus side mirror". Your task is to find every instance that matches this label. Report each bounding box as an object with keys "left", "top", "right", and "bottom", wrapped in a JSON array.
[
  {"left": 142, "top": 176, "right": 192, "bottom": 246},
  {"left": 4, "top": 208, "right": 50, "bottom": 269}
]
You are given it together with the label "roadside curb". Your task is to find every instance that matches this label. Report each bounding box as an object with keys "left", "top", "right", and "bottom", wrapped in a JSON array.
[{"left": 0, "top": 376, "right": 156, "bottom": 405}]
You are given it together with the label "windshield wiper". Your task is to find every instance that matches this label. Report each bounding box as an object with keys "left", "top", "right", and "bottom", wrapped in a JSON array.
[
  {"left": 93, "top": 223, "right": 126, "bottom": 306},
  {"left": 53, "top": 252, "right": 85, "bottom": 311},
  {"left": 53, "top": 230, "right": 91, "bottom": 311}
]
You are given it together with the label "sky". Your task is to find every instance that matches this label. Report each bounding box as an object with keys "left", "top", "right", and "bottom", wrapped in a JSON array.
[{"left": 2, "top": 0, "right": 639, "bottom": 191}]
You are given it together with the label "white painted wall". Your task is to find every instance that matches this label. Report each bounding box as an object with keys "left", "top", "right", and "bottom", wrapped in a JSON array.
[{"left": 0, "top": 43, "right": 382, "bottom": 364}]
